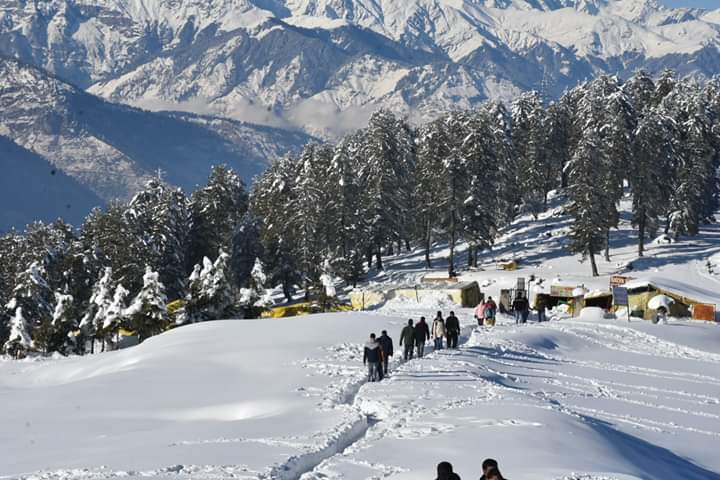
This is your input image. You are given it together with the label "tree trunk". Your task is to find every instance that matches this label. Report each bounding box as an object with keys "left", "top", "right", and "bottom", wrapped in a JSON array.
[
  {"left": 397, "top": 239, "right": 402, "bottom": 256},
  {"left": 376, "top": 248, "right": 383, "bottom": 271},
  {"left": 589, "top": 247, "right": 599, "bottom": 277},
  {"left": 405, "top": 239, "right": 411, "bottom": 252},
  {"left": 387, "top": 243, "right": 394, "bottom": 256},
  {"left": 366, "top": 247, "right": 373, "bottom": 270},
  {"left": 424, "top": 218, "right": 432, "bottom": 269},
  {"left": 467, "top": 245, "right": 474, "bottom": 267},
  {"left": 448, "top": 214, "right": 456, "bottom": 278},
  {"left": 638, "top": 213, "right": 646, "bottom": 257},
  {"left": 604, "top": 230, "right": 611, "bottom": 262}
]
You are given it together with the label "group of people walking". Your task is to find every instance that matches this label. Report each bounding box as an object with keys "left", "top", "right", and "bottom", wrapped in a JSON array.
[
  {"left": 363, "top": 311, "right": 461, "bottom": 382},
  {"left": 436, "top": 458, "right": 507, "bottom": 480},
  {"left": 473, "top": 297, "right": 498, "bottom": 326},
  {"left": 475, "top": 293, "right": 549, "bottom": 326}
]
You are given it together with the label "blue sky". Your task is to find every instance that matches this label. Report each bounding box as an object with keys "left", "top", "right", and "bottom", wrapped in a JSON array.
[{"left": 660, "top": 0, "right": 718, "bottom": 8}]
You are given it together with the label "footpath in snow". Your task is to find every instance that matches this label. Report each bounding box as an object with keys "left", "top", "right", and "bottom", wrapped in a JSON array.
[{"left": 2, "top": 306, "right": 720, "bottom": 480}]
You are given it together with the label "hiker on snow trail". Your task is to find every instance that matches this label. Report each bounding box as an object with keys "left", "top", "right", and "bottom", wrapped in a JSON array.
[
  {"left": 535, "top": 295, "right": 547, "bottom": 322},
  {"left": 483, "top": 298, "right": 497, "bottom": 326},
  {"left": 474, "top": 301, "right": 486, "bottom": 326},
  {"left": 400, "top": 319, "right": 415, "bottom": 360},
  {"left": 378, "top": 330, "right": 394, "bottom": 376},
  {"left": 415, "top": 316, "right": 430, "bottom": 358},
  {"left": 479, "top": 458, "right": 507, "bottom": 480},
  {"left": 437, "top": 461, "right": 461, "bottom": 480},
  {"left": 363, "top": 333, "right": 383, "bottom": 382},
  {"left": 512, "top": 293, "right": 529, "bottom": 324},
  {"left": 445, "top": 311, "right": 460, "bottom": 348},
  {"left": 432, "top": 313, "right": 445, "bottom": 350}
]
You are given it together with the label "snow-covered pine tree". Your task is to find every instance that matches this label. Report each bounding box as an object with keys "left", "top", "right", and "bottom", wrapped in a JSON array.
[
  {"left": 356, "top": 110, "right": 415, "bottom": 270},
  {"left": 185, "top": 251, "right": 235, "bottom": 322},
  {"left": 251, "top": 156, "right": 302, "bottom": 302},
  {"left": 458, "top": 108, "right": 501, "bottom": 267},
  {"left": 189, "top": 165, "right": 248, "bottom": 269},
  {"left": 238, "top": 258, "right": 273, "bottom": 318},
  {"left": 512, "top": 92, "right": 551, "bottom": 218},
  {"left": 125, "top": 180, "right": 191, "bottom": 299},
  {"left": 566, "top": 128, "right": 607, "bottom": 277},
  {"left": 230, "top": 214, "right": 263, "bottom": 289},
  {"left": 293, "top": 143, "right": 332, "bottom": 296},
  {"left": 483, "top": 101, "right": 518, "bottom": 225},
  {"left": 125, "top": 267, "right": 168, "bottom": 343},
  {"left": 664, "top": 83, "right": 717, "bottom": 238},
  {"left": 79, "top": 266, "right": 114, "bottom": 354},
  {"left": 80, "top": 203, "right": 144, "bottom": 295},
  {"left": 415, "top": 119, "right": 446, "bottom": 269},
  {"left": 629, "top": 110, "right": 674, "bottom": 255},
  {"left": 573, "top": 76, "right": 633, "bottom": 262},
  {"left": 51, "top": 292, "right": 78, "bottom": 355},
  {"left": 332, "top": 135, "right": 368, "bottom": 284},
  {"left": 6, "top": 261, "right": 54, "bottom": 352},
  {"left": 102, "top": 284, "right": 129, "bottom": 349},
  {"left": 3, "top": 307, "right": 33, "bottom": 358}
]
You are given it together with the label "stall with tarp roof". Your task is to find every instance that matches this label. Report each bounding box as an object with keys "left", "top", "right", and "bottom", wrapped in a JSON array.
[{"left": 624, "top": 277, "right": 719, "bottom": 321}]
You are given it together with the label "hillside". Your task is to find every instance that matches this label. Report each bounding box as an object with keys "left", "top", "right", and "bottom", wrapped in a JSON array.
[
  {"left": 1, "top": 310, "right": 719, "bottom": 479},
  {"left": 0, "top": 135, "right": 104, "bottom": 232},
  {"left": 0, "top": 57, "right": 311, "bottom": 229},
  {"left": 1, "top": 0, "right": 719, "bottom": 137},
  {"left": 2, "top": 185, "right": 720, "bottom": 479}
]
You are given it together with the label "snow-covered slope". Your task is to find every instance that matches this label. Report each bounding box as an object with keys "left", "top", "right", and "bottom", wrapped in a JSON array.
[
  {"left": 2, "top": 0, "right": 719, "bottom": 137},
  {"left": 2, "top": 309, "right": 719, "bottom": 479},
  {"left": 0, "top": 57, "right": 311, "bottom": 217}
]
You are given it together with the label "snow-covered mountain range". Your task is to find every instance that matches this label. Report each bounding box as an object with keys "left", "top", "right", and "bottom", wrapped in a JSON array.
[
  {"left": 2, "top": 0, "right": 720, "bottom": 138},
  {"left": 0, "top": 57, "right": 311, "bottom": 230},
  {"left": 2, "top": 0, "right": 720, "bottom": 229}
]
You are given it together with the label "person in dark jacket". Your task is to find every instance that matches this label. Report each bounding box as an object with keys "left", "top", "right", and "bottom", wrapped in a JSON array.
[
  {"left": 479, "top": 459, "right": 503, "bottom": 480},
  {"left": 363, "top": 333, "right": 383, "bottom": 382},
  {"left": 445, "top": 311, "right": 460, "bottom": 348},
  {"left": 378, "top": 330, "right": 394, "bottom": 375},
  {"left": 436, "top": 461, "right": 461, "bottom": 480},
  {"left": 484, "top": 468, "right": 504, "bottom": 480},
  {"left": 512, "top": 293, "right": 530, "bottom": 324},
  {"left": 535, "top": 295, "right": 547, "bottom": 322},
  {"left": 414, "top": 316, "right": 430, "bottom": 358},
  {"left": 399, "top": 319, "right": 415, "bottom": 360}
]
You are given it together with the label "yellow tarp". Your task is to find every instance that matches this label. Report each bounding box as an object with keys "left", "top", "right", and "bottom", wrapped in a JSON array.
[{"left": 262, "top": 302, "right": 353, "bottom": 318}]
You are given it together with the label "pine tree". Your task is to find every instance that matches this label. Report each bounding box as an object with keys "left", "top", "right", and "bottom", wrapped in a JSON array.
[
  {"left": 512, "top": 92, "right": 551, "bottom": 217},
  {"left": 125, "top": 180, "right": 190, "bottom": 299},
  {"left": 566, "top": 128, "right": 607, "bottom": 277},
  {"left": 325, "top": 134, "right": 367, "bottom": 285},
  {"left": 102, "top": 284, "right": 129, "bottom": 349},
  {"left": 185, "top": 251, "right": 235, "bottom": 321},
  {"left": 189, "top": 165, "right": 248, "bottom": 269},
  {"left": 251, "top": 156, "right": 302, "bottom": 302},
  {"left": 79, "top": 267, "right": 114, "bottom": 353},
  {"left": 238, "top": 258, "right": 273, "bottom": 318},
  {"left": 125, "top": 267, "right": 168, "bottom": 343},
  {"left": 80, "top": 203, "right": 145, "bottom": 295},
  {"left": 629, "top": 110, "right": 674, "bottom": 255},
  {"left": 356, "top": 110, "right": 415, "bottom": 270},
  {"left": 51, "top": 292, "right": 78, "bottom": 355},
  {"left": 6, "top": 261, "right": 54, "bottom": 351},
  {"left": 3, "top": 307, "right": 33, "bottom": 358}
]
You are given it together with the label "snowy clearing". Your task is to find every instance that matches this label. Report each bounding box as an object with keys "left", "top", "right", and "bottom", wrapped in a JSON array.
[{"left": 1, "top": 308, "right": 719, "bottom": 480}]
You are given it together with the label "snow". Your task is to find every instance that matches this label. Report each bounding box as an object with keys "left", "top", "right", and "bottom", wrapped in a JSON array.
[{"left": 3, "top": 306, "right": 720, "bottom": 479}]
